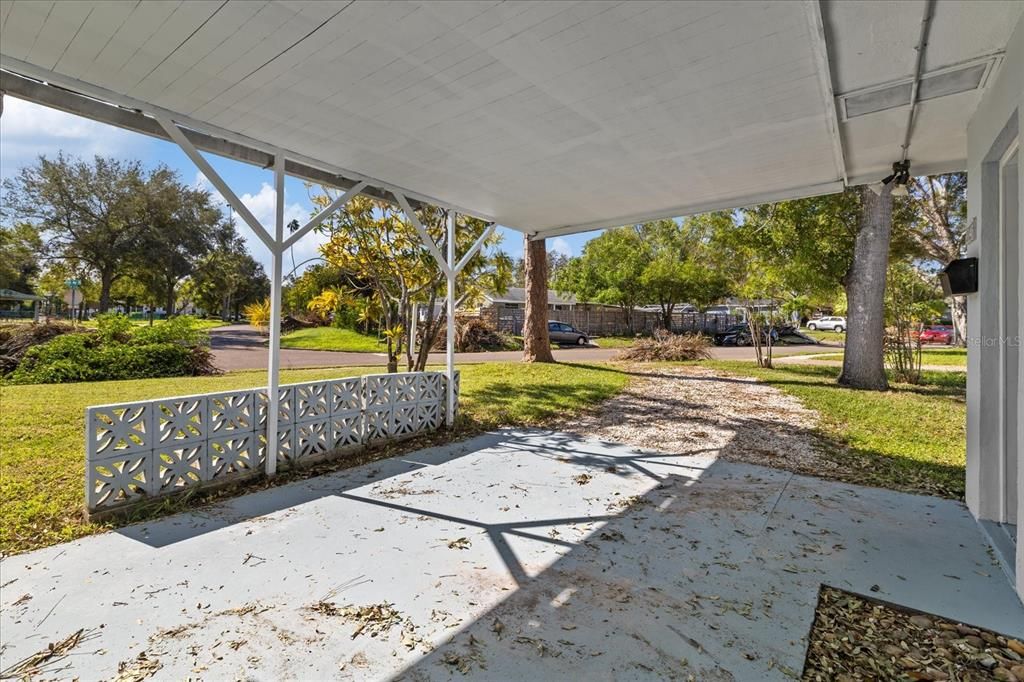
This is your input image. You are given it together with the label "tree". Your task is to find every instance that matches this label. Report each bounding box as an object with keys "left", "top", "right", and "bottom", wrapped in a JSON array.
[
  {"left": 511, "top": 250, "right": 572, "bottom": 288},
  {"left": 131, "top": 168, "right": 220, "bottom": 316},
  {"left": 2, "top": 154, "right": 150, "bottom": 311},
  {"left": 636, "top": 219, "right": 729, "bottom": 329},
  {"left": 905, "top": 173, "right": 968, "bottom": 343},
  {"left": 556, "top": 228, "right": 650, "bottom": 332},
  {"left": 705, "top": 188, "right": 914, "bottom": 383},
  {"left": 522, "top": 236, "right": 555, "bottom": 363},
  {"left": 191, "top": 222, "right": 269, "bottom": 320},
  {"left": 839, "top": 185, "right": 893, "bottom": 390},
  {"left": 316, "top": 192, "right": 511, "bottom": 372},
  {"left": 0, "top": 223, "right": 42, "bottom": 292}
]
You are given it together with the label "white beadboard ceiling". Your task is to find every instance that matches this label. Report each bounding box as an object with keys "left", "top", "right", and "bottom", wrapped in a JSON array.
[{"left": 1, "top": 0, "right": 1020, "bottom": 236}]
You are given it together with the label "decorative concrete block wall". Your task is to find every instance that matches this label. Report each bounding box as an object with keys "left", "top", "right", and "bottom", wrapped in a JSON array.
[{"left": 85, "top": 371, "right": 458, "bottom": 515}]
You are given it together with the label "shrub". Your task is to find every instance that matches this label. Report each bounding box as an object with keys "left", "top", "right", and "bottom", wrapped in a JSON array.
[
  {"left": 6, "top": 315, "right": 219, "bottom": 384},
  {"left": 95, "top": 312, "right": 134, "bottom": 343},
  {"left": 617, "top": 333, "right": 712, "bottom": 362},
  {"left": 132, "top": 315, "right": 207, "bottom": 346}
]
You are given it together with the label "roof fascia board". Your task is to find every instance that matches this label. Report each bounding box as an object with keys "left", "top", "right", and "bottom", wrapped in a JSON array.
[
  {"left": 0, "top": 57, "right": 496, "bottom": 222},
  {"left": 805, "top": 0, "right": 848, "bottom": 184},
  {"left": 525, "top": 180, "right": 845, "bottom": 240}
]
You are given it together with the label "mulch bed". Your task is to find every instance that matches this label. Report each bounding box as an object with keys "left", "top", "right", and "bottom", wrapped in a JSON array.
[{"left": 803, "top": 586, "right": 1024, "bottom": 681}]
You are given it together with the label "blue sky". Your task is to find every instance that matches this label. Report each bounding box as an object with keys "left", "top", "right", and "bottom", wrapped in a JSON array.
[{"left": 0, "top": 97, "right": 598, "bottom": 275}]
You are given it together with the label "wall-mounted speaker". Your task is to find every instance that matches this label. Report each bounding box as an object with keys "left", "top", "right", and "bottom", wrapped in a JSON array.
[{"left": 939, "top": 257, "right": 978, "bottom": 296}]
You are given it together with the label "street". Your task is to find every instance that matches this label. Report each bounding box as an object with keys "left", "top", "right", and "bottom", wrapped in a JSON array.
[{"left": 209, "top": 325, "right": 823, "bottom": 372}]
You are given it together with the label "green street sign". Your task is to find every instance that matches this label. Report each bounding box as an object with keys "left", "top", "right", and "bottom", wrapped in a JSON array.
[{"left": 65, "top": 278, "right": 80, "bottom": 289}]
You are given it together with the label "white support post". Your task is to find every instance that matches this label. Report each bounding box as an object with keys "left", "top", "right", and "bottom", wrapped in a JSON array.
[
  {"left": 446, "top": 210, "right": 456, "bottom": 426},
  {"left": 265, "top": 152, "right": 286, "bottom": 477}
]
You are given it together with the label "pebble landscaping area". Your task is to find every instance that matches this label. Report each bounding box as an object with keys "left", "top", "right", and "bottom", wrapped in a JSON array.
[{"left": 804, "top": 586, "right": 1024, "bottom": 681}]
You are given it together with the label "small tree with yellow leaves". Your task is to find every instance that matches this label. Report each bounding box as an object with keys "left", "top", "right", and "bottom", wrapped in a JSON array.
[{"left": 315, "top": 191, "right": 511, "bottom": 372}]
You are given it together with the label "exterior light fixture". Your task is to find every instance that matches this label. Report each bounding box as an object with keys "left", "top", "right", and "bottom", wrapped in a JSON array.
[{"left": 872, "top": 160, "right": 911, "bottom": 195}]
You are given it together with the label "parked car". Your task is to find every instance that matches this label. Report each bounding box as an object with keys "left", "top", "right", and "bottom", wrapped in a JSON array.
[
  {"left": 713, "top": 323, "right": 779, "bottom": 347},
  {"left": 548, "top": 321, "right": 589, "bottom": 345},
  {"left": 807, "top": 316, "right": 846, "bottom": 332},
  {"left": 919, "top": 325, "right": 955, "bottom": 345}
]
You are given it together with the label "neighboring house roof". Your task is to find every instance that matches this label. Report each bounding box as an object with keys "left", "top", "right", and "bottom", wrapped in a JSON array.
[
  {"left": 0, "top": 288, "right": 46, "bottom": 302},
  {"left": 484, "top": 287, "right": 577, "bottom": 307}
]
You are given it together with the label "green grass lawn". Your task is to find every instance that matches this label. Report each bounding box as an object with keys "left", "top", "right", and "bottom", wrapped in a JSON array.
[
  {"left": 593, "top": 335, "right": 647, "bottom": 348},
  {"left": 280, "top": 326, "right": 384, "bottom": 352},
  {"left": 814, "top": 348, "right": 966, "bottom": 367},
  {"left": 802, "top": 328, "right": 846, "bottom": 344},
  {"left": 707, "top": 361, "right": 966, "bottom": 498},
  {"left": 0, "top": 362, "right": 626, "bottom": 554}
]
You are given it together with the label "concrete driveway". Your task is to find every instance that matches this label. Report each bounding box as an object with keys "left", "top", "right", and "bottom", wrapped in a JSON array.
[{"left": 210, "top": 325, "right": 821, "bottom": 372}]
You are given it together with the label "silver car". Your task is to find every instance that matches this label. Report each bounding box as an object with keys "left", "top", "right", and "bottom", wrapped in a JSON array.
[
  {"left": 807, "top": 316, "right": 846, "bottom": 332},
  {"left": 548, "top": 321, "right": 589, "bottom": 345}
]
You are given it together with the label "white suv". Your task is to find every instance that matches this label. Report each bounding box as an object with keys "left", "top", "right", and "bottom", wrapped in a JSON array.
[{"left": 807, "top": 316, "right": 846, "bottom": 332}]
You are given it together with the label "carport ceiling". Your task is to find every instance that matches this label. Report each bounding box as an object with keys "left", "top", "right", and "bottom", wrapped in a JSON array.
[{"left": 1, "top": 1, "right": 1020, "bottom": 237}]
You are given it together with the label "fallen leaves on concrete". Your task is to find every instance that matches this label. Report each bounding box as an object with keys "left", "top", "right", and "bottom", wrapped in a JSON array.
[
  {"left": 447, "top": 537, "right": 472, "bottom": 550},
  {"left": 113, "top": 651, "right": 163, "bottom": 682},
  {"left": 308, "top": 601, "right": 404, "bottom": 640},
  {"left": 0, "top": 628, "right": 96, "bottom": 679},
  {"left": 803, "top": 586, "right": 1024, "bottom": 681}
]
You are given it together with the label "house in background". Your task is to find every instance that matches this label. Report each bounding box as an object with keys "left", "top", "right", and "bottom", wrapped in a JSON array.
[{"left": 481, "top": 287, "right": 578, "bottom": 314}]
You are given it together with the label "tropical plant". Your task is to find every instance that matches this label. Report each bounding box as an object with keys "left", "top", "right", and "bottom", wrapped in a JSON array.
[{"left": 243, "top": 298, "right": 271, "bottom": 332}]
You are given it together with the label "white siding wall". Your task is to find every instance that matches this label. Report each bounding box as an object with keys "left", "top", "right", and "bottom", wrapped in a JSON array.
[{"left": 965, "top": 10, "right": 1024, "bottom": 600}]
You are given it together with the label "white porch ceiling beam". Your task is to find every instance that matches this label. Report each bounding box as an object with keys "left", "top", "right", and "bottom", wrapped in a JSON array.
[
  {"left": 395, "top": 192, "right": 453, "bottom": 279},
  {"left": 527, "top": 181, "right": 846, "bottom": 240},
  {"left": 282, "top": 181, "right": 368, "bottom": 251},
  {"left": 806, "top": 0, "right": 848, "bottom": 186},
  {"left": 156, "top": 115, "right": 276, "bottom": 252},
  {"left": 0, "top": 58, "right": 496, "bottom": 224}
]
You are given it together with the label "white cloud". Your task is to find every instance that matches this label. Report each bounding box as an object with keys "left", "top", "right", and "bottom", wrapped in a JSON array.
[
  {"left": 194, "top": 173, "right": 321, "bottom": 275},
  {"left": 550, "top": 237, "right": 573, "bottom": 258},
  {"left": 0, "top": 97, "right": 146, "bottom": 176}
]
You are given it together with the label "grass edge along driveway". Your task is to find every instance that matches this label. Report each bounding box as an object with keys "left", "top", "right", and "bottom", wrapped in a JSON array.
[{"left": 0, "top": 362, "right": 626, "bottom": 555}]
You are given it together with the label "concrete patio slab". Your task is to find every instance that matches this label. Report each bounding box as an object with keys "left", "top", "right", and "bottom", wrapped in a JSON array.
[{"left": 1, "top": 430, "right": 1020, "bottom": 680}]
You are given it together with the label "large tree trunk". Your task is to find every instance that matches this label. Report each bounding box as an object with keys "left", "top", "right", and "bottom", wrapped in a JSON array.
[
  {"left": 98, "top": 270, "right": 114, "bottom": 313},
  {"left": 840, "top": 184, "right": 893, "bottom": 390},
  {"left": 522, "top": 236, "right": 555, "bottom": 363},
  {"left": 165, "top": 277, "right": 176, "bottom": 318}
]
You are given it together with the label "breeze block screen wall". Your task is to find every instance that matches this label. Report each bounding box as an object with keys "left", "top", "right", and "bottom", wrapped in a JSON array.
[{"left": 84, "top": 371, "right": 459, "bottom": 516}]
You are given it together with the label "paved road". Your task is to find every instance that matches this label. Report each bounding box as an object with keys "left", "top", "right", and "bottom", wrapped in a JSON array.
[{"left": 209, "top": 325, "right": 822, "bottom": 372}]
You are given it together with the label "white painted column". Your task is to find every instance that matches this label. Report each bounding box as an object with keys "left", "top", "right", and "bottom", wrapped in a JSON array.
[
  {"left": 446, "top": 210, "right": 456, "bottom": 426},
  {"left": 266, "top": 153, "right": 286, "bottom": 476}
]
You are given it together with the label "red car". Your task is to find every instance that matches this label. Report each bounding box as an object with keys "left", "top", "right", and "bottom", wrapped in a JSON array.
[{"left": 919, "top": 326, "right": 955, "bottom": 345}]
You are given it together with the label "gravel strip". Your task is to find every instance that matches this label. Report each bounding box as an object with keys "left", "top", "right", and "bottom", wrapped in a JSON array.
[
  {"left": 803, "top": 586, "right": 1024, "bottom": 681},
  {"left": 557, "top": 364, "right": 835, "bottom": 475}
]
